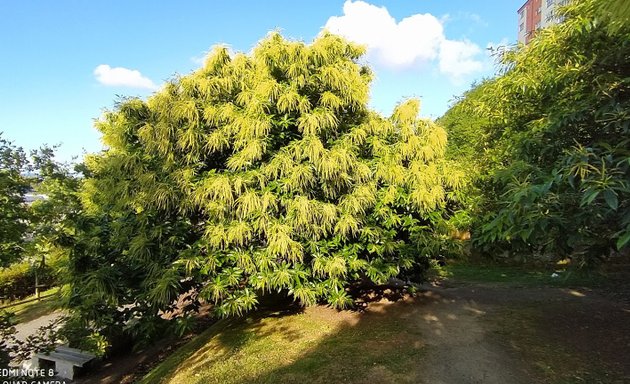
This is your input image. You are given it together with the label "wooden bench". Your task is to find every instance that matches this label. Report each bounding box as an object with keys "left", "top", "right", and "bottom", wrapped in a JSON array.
[{"left": 34, "top": 346, "right": 96, "bottom": 380}]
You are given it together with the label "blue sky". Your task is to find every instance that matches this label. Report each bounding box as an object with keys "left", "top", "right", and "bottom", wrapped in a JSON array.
[{"left": 0, "top": 0, "right": 522, "bottom": 162}]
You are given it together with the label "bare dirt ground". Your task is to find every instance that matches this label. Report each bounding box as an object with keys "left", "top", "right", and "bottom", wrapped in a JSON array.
[
  {"left": 419, "top": 280, "right": 630, "bottom": 383},
  {"left": 411, "top": 288, "right": 532, "bottom": 384},
  {"left": 72, "top": 277, "right": 630, "bottom": 384}
]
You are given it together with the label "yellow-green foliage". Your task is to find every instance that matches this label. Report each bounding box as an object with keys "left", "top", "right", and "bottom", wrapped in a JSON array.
[{"left": 72, "top": 33, "right": 461, "bottom": 325}]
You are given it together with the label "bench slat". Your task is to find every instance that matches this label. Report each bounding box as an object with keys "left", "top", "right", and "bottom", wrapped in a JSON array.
[
  {"left": 55, "top": 346, "right": 96, "bottom": 358},
  {"left": 50, "top": 350, "right": 95, "bottom": 359},
  {"left": 36, "top": 346, "right": 96, "bottom": 367},
  {"left": 37, "top": 352, "right": 92, "bottom": 366}
]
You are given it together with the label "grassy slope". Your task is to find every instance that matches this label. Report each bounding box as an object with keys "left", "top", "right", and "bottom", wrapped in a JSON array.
[
  {"left": 3, "top": 287, "right": 60, "bottom": 323},
  {"left": 141, "top": 263, "right": 624, "bottom": 384},
  {"left": 141, "top": 299, "right": 425, "bottom": 384}
]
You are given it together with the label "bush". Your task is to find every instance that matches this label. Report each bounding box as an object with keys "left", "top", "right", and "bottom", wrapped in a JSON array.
[{"left": 0, "top": 260, "right": 56, "bottom": 302}]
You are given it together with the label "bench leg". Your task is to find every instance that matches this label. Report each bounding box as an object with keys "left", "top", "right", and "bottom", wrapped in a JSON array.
[
  {"left": 22, "top": 355, "right": 40, "bottom": 370},
  {"left": 55, "top": 361, "right": 76, "bottom": 380}
]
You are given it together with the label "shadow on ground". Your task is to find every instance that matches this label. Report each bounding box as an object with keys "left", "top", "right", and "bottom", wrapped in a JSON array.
[
  {"left": 142, "top": 286, "right": 539, "bottom": 384},
  {"left": 85, "top": 279, "right": 630, "bottom": 384}
]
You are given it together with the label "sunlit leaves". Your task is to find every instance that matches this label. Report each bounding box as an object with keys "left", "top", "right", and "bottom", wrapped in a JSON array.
[
  {"left": 326, "top": 289, "right": 353, "bottom": 309},
  {"left": 201, "top": 276, "right": 229, "bottom": 303},
  {"left": 289, "top": 284, "right": 318, "bottom": 306},
  {"left": 76, "top": 31, "right": 461, "bottom": 325},
  {"left": 266, "top": 222, "right": 303, "bottom": 262},
  {"left": 227, "top": 221, "right": 253, "bottom": 248}
]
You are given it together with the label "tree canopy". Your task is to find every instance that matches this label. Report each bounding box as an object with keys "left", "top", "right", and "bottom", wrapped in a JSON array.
[
  {"left": 441, "top": 0, "right": 630, "bottom": 264},
  {"left": 67, "top": 32, "right": 463, "bottom": 339},
  {"left": 0, "top": 134, "right": 29, "bottom": 266}
]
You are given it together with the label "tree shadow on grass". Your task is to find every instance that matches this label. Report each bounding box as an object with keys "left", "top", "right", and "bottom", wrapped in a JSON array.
[
  {"left": 139, "top": 292, "right": 307, "bottom": 384},
  {"left": 147, "top": 288, "right": 442, "bottom": 384},
  {"left": 144, "top": 279, "right": 630, "bottom": 384}
]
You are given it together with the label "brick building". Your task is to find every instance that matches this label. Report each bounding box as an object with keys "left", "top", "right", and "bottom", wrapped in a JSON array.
[{"left": 518, "top": 0, "right": 569, "bottom": 44}]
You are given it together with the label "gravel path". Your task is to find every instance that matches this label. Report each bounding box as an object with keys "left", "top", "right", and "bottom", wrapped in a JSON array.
[
  {"left": 413, "top": 282, "right": 630, "bottom": 383},
  {"left": 13, "top": 310, "right": 64, "bottom": 341}
]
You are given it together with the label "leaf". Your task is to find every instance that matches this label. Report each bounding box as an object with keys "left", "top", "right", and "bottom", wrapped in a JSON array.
[
  {"left": 580, "top": 189, "right": 600, "bottom": 206},
  {"left": 603, "top": 189, "right": 618, "bottom": 210},
  {"left": 617, "top": 231, "right": 630, "bottom": 250}
]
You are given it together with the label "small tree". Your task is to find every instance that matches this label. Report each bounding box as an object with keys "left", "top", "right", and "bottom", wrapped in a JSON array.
[
  {"left": 26, "top": 145, "right": 82, "bottom": 295},
  {"left": 69, "top": 33, "right": 462, "bottom": 341}
]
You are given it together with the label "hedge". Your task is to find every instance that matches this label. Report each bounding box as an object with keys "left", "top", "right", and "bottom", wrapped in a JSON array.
[{"left": 0, "top": 260, "right": 56, "bottom": 302}]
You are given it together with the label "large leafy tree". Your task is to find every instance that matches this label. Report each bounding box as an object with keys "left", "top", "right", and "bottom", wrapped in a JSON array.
[
  {"left": 597, "top": 0, "right": 630, "bottom": 29},
  {"left": 68, "top": 33, "right": 462, "bottom": 339},
  {"left": 0, "top": 134, "right": 29, "bottom": 266},
  {"left": 441, "top": 0, "right": 630, "bottom": 264},
  {"left": 28, "top": 147, "right": 82, "bottom": 250}
]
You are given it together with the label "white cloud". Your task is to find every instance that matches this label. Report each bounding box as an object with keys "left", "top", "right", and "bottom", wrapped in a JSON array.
[
  {"left": 324, "top": 0, "right": 485, "bottom": 81},
  {"left": 439, "top": 39, "right": 483, "bottom": 79},
  {"left": 444, "top": 12, "right": 488, "bottom": 27},
  {"left": 486, "top": 37, "right": 510, "bottom": 52},
  {"left": 93, "top": 64, "right": 158, "bottom": 90},
  {"left": 190, "top": 54, "right": 207, "bottom": 66},
  {"left": 467, "top": 13, "right": 484, "bottom": 25}
]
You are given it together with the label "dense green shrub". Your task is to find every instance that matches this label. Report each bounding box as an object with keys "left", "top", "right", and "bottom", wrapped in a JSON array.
[
  {"left": 0, "top": 135, "right": 30, "bottom": 267},
  {"left": 0, "top": 259, "right": 57, "bottom": 302}
]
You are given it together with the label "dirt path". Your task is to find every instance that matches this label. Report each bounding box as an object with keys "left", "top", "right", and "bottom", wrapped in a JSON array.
[
  {"left": 412, "top": 289, "right": 531, "bottom": 384},
  {"left": 13, "top": 310, "right": 64, "bottom": 342},
  {"left": 73, "top": 279, "right": 630, "bottom": 383},
  {"left": 412, "top": 282, "right": 630, "bottom": 383}
]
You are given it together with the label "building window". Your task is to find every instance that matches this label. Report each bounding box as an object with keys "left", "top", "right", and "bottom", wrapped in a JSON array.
[
  {"left": 547, "top": 0, "right": 554, "bottom": 7},
  {"left": 519, "top": 9, "right": 524, "bottom": 19},
  {"left": 537, "top": 7, "right": 542, "bottom": 14},
  {"left": 520, "top": 22, "right": 525, "bottom": 31}
]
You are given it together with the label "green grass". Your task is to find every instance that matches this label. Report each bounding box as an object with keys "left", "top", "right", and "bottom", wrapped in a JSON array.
[
  {"left": 141, "top": 300, "right": 426, "bottom": 384},
  {"left": 438, "top": 262, "right": 606, "bottom": 287},
  {"left": 3, "top": 287, "right": 61, "bottom": 323}
]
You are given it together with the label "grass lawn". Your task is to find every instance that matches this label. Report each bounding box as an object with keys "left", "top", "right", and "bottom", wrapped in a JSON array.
[
  {"left": 2, "top": 287, "right": 61, "bottom": 323},
  {"left": 437, "top": 261, "right": 606, "bottom": 287},
  {"left": 141, "top": 298, "right": 426, "bottom": 384}
]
